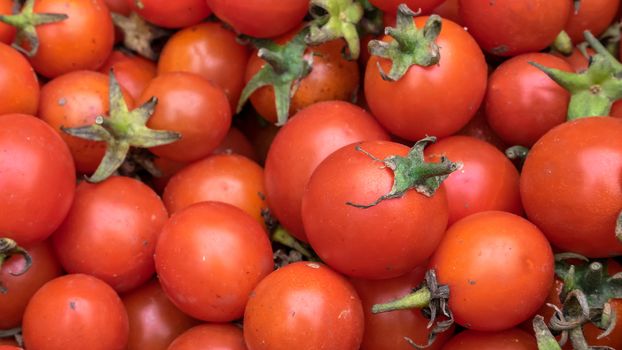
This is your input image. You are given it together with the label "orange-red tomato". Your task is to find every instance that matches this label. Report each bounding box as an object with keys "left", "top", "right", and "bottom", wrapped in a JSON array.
[
  {"left": 0, "top": 0, "right": 15, "bottom": 44},
  {"left": 168, "top": 324, "right": 247, "bottom": 350},
  {"left": 441, "top": 328, "right": 538, "bottom": 349},
  {"left": 126, "top": 0, "right": 211, "bottom": 28},
  {"left": 99, "top": 50, "right": 156, "bottom": 101},
  {"left": 0, "top": 42, "right": 39, "bottom": 116},
  {"left": 564, "top": 0, "right": 620, "bottom": 44}
]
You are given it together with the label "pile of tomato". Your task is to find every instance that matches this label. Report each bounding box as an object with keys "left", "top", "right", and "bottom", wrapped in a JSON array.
[{"left": 1, "top": 0, "right": 622, "bottom": 349}]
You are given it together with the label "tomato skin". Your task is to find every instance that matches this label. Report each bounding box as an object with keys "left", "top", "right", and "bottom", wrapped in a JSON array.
[
  {"left": 564, "top": 0, "right": 620, "bottom": 44},
  {"left": 52, "top": 176, "right": 168, "bottom": 293},
  {"left": 459, "top": 0, "right": 571, "bottom": 56},
  {"left": 104, "top": 0, "right": 131, "bottom": 15},
  {"left": 369, "top": 0, "right": 447, "bottom": 14},
  {"left": 485, "top": 53, "right": 572, "bottom": 147},
  {"left": 99, "top": 50, "right": 156, "bottom": 101},
  {"left": 365, "top": 17, "right": 487, "bottom": 141},
  {"left": 302, "top": 141, "right": 449, "bottom": 279},
  {"left": 126, "top": 0, "right": 211, "bottom": 28},
  {"left": 430, "top": 211, "right": 554, "bottom": 331},
  {"left": 158, "top": 22, "right": 250, "bottom": 112},
  {"left": 168, "top": 324, "right": 247, "bottom": 350},
  {"left": 0, "top": 114, "right": 75, "bottom": 246},
  {"left": 244, "top": 262, "right": 364, "bottom": 350},
  {"left": 205, "top": 0, "right": 308, "bottom": 38},
  {"left": 0, "top": 241, "right": 63, "bottom": 329},
  {"left": 264, "top": 101, "right": 390, "bottom": 242},
  {"left": 441, "top": 328, "right": 537, "bottom": 350},
  {"left": 155, "top": 202, "right": 273, "bottom": 322},
  {"left": 122, "top": 279, "right": 198, "bottom": 350},
  {"left": 520, "top": 117, "right": 622, "bottom": 257},
  {"left": 139, "top": 72, "right": 231, "bottom": 163},
  {"left": 432, "top": 0, "right": 462, "bottom": 25},
  {"left": 0, "top": 0, "right": 16, "bottom": 44},
  {"left": 0, "top": 42, "right": 39, "bottom": 116},
  {"left": 22, "top": 274, "right": 129, "bottom": 350}
]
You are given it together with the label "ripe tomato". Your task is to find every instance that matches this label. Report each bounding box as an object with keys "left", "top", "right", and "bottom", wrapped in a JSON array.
[
  {"left": 155, "top": 202, "right": 273, "bottom": 322},
  {"left": 52, "top": 176, "right": 168, "bottom": 293},
  {"left": 555, "top": 47, "right": 595, "bottom": 73},
  {"left": 520, "top": 117, "right": 622, "bottom": 257},
  {"left": 158, "top": 22, "right": 250, "bottom": 112},
  {"left": 122, "top": 279, "right": 198, "bottom": 350},
  {"left": 0, "top": 114, "right": 75, "bottom": 245},
  {"left": 564, "top": 0, "right": 620, "bottom": 44},
  {"left": 485, "top": 53, "right": 572, "bottom": 147},
  {"left": 369, "top": 0, "right": 447, "bottom": 15},
  {"left": 99, "top": 49, "right": 156, "bottom": 101},
  {"left": 138, "top": 72, "right": 231, "bottom": 163},
  {"left": 365, "top": 16, "right": 487, "bottom": 141},
  {"left": 459, "top": 0, "right": 572, "bottom": 56},
  {"left": 126, "top": 0, "right": 211, "bottom": 28},
  {"left": 244, "top": 261, "right": 364, "bottom": 350},
  {"left": 0, "top": 42, "right": 39, "bottom": 116},
  {"left": 432, "top": 0, "right": 461, "bottom": 25},
  {"left": 22, "top": 274, "right": 129, "bottom": 350},
  {"left": 430, "top": 211, "right": 554, "bottom": 331},
  {"left": 264, "top": 101, "right": 389, "bottom": 242},
  {"left": 168, "top": 324, "right": 246, "bottom": 350},
  {"left": 211, "top": 127, "right": 258, "bottom": 162},
  {"left": 0, "top": 346, "right": 21, "bottom": 350},
  {"left": 104, "top": 0, "right": 131, "bottom": 15},
  {"left": 441, "top": 328, "right": 537, "bottom": 349},
  {"left": 205, "top": 0, "right": 308, "bottom": 38},
  {"left": 0, "top": 0, "right": 15, "bottom": 44}
]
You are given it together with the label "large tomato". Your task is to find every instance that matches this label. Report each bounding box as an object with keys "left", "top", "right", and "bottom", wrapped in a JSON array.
[{"left": 0, "top": 42, "right": 39, "bottom": 116}]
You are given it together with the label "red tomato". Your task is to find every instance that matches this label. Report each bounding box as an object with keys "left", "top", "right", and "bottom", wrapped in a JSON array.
[
  {"left": 0, "top": 114, "right": 75, "bottom": 245},
  {"left": 459, "top": 0, "right": 571, "bottom": 56},
  {"left": 430, "top": 211, "right": 554, "bottom": 331},
  {"left": 104, "top": 0, "right": 131, "bottom": 15},
  {"left": 456, "top": 109, "right": 507, "bottom": 151},
  {"left": 564, "top": 0, "right": 620, "bottom": 44},
  {"left": 370, "top": 0, "right": 447, "bottom": 14},
  {"left": 0, "top": 0, "right": 16, "bottom": 44},
  {"left": 22, "top": 274, "right": 129, "bottom": 350},
  {"left": 168, "top": 324, "right": 247, "bottom": 350},
  {"left": 205, "top": 0, "right": 308, "bottom": 38},
  {"left": 0, "top": 42, "right": 39, "bottom": 116},
  {"left": 122, "top": 279, "right": 198, "bottom": 350},
  {"left": 0, "top": 346, "right": 21, "bottom": 350},
  {"left": 99, "top": 49, "right": 156, "bottom": 101},
  {"left": 365, "top": 16, "right": 487, "bottom": 141},
  {"left": 126, "top": 0, "right": 211, "bottom": 28},
  {"left": 211, "top": 127, "right": 258, "bottom": 162},
  {"left": 441, "top": 328, "right": 537, "bottom": 349},
  {"left": 485, "top": 53, "right": 572, "bottom": 147},
  {"left": 520, "top": 117, "right": 622, "bottom": 257},
  {"left": 52, "top": 176, "right": 168, "bottom": 293},
  {"left": 264, "top": 101, "right": 390, "bottom": 242},
  {"left": 155, "top": 202, "right": 273, "bottom": 322},
  {"left": 244, "top": 261, "right": 365, "bottom": 350},
  {"left": 555, "top": 47, "right": 595, "bottom": 73},
  {"left": 432, "top": 0, "right": 462, "bottom": 25},
  {"left": 138, "top": 72, "right": 231, "bottom": 163}
]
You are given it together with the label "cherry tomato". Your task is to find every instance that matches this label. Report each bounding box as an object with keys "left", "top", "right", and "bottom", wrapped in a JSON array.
[
  {"left": 441, "top": 328, "right": 537, "bottom": 349},
  {"left": 456, "top": 109, "right": 507, "bottom": 151},
  {"left": 0, "top": 346, "right": 22, "bottom": 350},
  {"left": 22, "top": 274, "right": 129, "bottom": 350},
  {"left": 564, "top": 0, "right": 620, "bottom": 44},
  {"left": 0, "top": 42, "right": 39, "bottom": 116},
  {"left": 0, "top": 0, "right": 16, "bottom": 44},
  {"left": 155, "top": 202, "right": 273, "bottom": 322},
  {"left": 370, "top": 0, "right": 447, "bottom": 15},
  {"left": 104, "top": 0, "right": 131, "bottom": 15},
  {"left": 432, "top": 0, "right": 461, "bottom": 25},
  {"left": 0, "top": 113, "right": 75, "bottom": 245},
  {"left": 211, "top": 127, "right": 258, "bottom": 162},
  {"left": 520, "top": 117, "right": 622, "bottom": 257},
  {"left": 244, "top": 261, "right": 364, "bottom": 350},
  {"left": 99, "top": 49, "right": 156, "bottom": 101},
  {"left": 555, "top": 47, "right": 595, "bottom": 73},
  {"left": 126, "top": 0, "right": 211, "bottom": 28},
  {"left": 168, "top": 324, "right": 247, "bottom": 350}
]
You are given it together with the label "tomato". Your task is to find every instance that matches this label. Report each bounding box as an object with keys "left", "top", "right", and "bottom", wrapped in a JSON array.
[
  {"left": 205, "top": 0, "right": 308, "bottom": 38},
  {"left": 456, "top": 110, "right": 507, "bottom": 151},
  {"left": 22, "top": 274, "right": 129, "bottom": 350},
  {"left": 99, "top": 49, "right": 156, "bottom": 101},
  {"left": 126, "top": 0, "right": 211, "bottom": 28},
  {"left": 158, "top": 22, "right": 250, "bottom": 112},
  {"left": 369, "top": 0, "right": 447, "bottom": 15},
  {"left": 432, "top": 0, "right": 461, "bottom": 25},
  {"left": 365, "top": 16, "right": 487, "bottom": 141},
  {"left": 0, "top": 346, "right": 21, "bottom": 350},
  {"left": 564, "top": 0, "right": 620, "bottom": 44},
  {"left": 52, "top": 176, "right": 168, "bottom": 293},
  {"left": 441, "top": 328, "right": 537, "bottom": 349},
  {"left": 555, "top": 47, "right": 595, "bottom": 73},
  {"left": 122, "top": 279, "right": 198, "bottom": 350},
  {"left": 38, "top": 70, "right": 133, "bottom": 175},
  {"left": 302, "top": 140, "right": 450, "bottom": 279},
  {"left": 0, "top": 114, "right": 75, "bottom": 246},
  {"left": 155, "top": 202, "right": 273, "bottom": 322},
  {"left": 0, "top": 0, "right": 15, "bottom": 44},
  {"left": 168, "top": 324, "right": 246, "bottom": 350},
  {"left": 0, "top": 42, "right": 39, "bottom": 116},
  {"left": 138, "top": 72, "right": 231, "bottom": 163},
  {"left": 520, "top": 117, "right": 622, "bottom": 257},
  {"left": 264, "top": 101, "right": 389, "bottom": 242},
  {"left": 104, "top": 0, "right": 131, "bottom": 15},
  {"left": 244, "top": 261, "right": 364, "bottom": 350},
  {"left": 424, "top": 136, "right": 522, "bottom": 225},
  {"left": 212, "top": 127, "right": 258, "bottom": 162},
  {"left": 485, "top": 53, "right": 572, "bottom": 147},
  {"left": 350, "top": 267, "right": 453, "bottom": 350},
  {"left": 0, "top": 241, "right": 63, "bottom": 329},
  {"left": 430, "top": 211, "right": 554, "bottom": 331},
  {"left": 459, "top": 0, "right": 572, "bottom": 56}
]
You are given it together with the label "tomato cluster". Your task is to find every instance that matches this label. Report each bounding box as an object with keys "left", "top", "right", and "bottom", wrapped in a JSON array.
[{"left": 1, "top": 0, "right": 621, "bottom": 349}]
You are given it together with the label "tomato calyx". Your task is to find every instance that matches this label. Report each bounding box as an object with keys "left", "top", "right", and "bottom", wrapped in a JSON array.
[
  {"left": 307, "top": 0, "right": 364, "bottom": 59},
  {"left": 368, "top": 4, "right": 441, "bottom": 81},
  {"left": 346, "top": 136, "right": 461, "bottom": 209},
  {"left": 0, "top": 0, "right": 68, "bottom": 57},
  {"left": 551, "top": 30, "right": 573, "bottom": 56},
  {"left": 0, "top": 238, "right": 32, "bottom": 293},
  {"left": 271, "top": 226, "right": 319, "bottom": 262},
  {"left": 505, "top": 145, "right": 529, "bottom": 170},
  {"left": 62, "top": 71, "right": 181, "bottom": 183},
  {"left": 533, "top": 315, "right": 563, "bottom": 350},
  {"left": 111, "top": 12, "right": 170, "bottom": 60}
]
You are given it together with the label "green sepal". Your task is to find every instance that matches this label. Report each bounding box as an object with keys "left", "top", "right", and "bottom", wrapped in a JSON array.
[
  {"left": 270, "top": 226, "right": 319, "bottom": 261},
  {"left": 552, "top": 30, "right": 573, "bottom": 56},
  {"left": 346, "top": 136, "right": 462, "bottom": 209},
  {"left": 533, "top": 315, "right": 562, "bottom": 350},
  {"left": 368, "top": 4, "right": 442, "bottom": 81},
  {"left": 0, "top": 238, "right": 32, "bottom": 293},
  {"left": 555, "top": 257, "right": 622, "bottom": 307},
  {"left": 111, "top": 12, "right": 170, "bottom": 60},
  {"left": 237, "top": 29, "right": 313, "bottom": 126},
  {"left": 307, "top": 0, "right": 364, "bottom": 59}
]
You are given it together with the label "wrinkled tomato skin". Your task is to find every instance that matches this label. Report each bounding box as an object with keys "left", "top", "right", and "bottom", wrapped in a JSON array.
[
  {"left": 441, "top": 328, "right": 538, "bottom": 350},
  {"left": 365, "top": 17, "right": 487, "bottom": 141},
  {"left": 564, "top": 0, "right": 620, "bottom": 44},
  {"left": 430, "top": 211, "right": 554, "bottom": 331},
  {"left": 0, "top": 114, "right": 75, "bottom": 246},
  {"left": 99, "top": 50, "right": 157, "bottom": 101},
  {"left": 302, "top": 141, "right": 449, "bottom": 279},
  {"left": 369, "top": 0, "right": 447, "bottom": 15},
  {"left": 52, "top": 176, "right": 169, "bottom": 293},
  {"left": 0, "top": 43, "right": 39, "bottom": 116},
  {"left": 168, "top": 324, "right": 247, "bottom": 350},
  {"left": 126, "top": 0, "right": 211, "bottom": 28},
  {"left": 264, "top": 101, "right": 390, "bottom": 242},
  {"left": 520, "top": 117, "right": 622, "bottom": 257},
  {"left": 244, "top": 262, "right": 364, "bottom": 350},
  {"left": 485, "top": 53, "right": 572, "bottom": 147}
]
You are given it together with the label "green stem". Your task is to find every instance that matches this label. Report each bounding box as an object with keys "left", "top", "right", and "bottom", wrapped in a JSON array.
[
  {"left": 552, "top": 30, "right": 573, "bottom": 56},
  {"left": 372, "top": 286, "right": 431, "bottom": 314},
  {"left": 271, "top": 226, "right": 318, "bottom": 261},
  {"left": 583, "top": 261, "right": 604, "bottom": 292},
  {"left": 533, "top": 315, "right": 562, "bottom": 350},
  {"left": 307, "top": 0, "right": 364, "bottom": 59}
]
